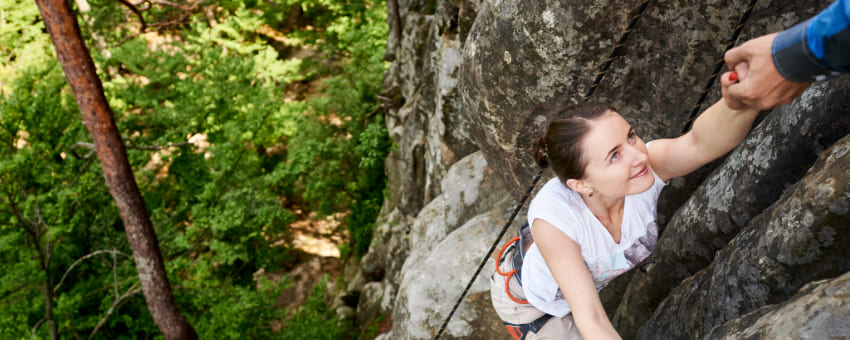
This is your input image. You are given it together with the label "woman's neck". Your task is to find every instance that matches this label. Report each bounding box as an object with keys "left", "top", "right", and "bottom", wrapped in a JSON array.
[
  {"left": 583, "top": 194, "right": 624, "bottom": 219},
  {"left": 582, "top": 193, "right": 625, "bottom": 241}
]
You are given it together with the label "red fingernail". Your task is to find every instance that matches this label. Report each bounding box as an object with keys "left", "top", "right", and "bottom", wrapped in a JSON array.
[{"left": 729, "top": 71, "right": 738, "bottom": 82}]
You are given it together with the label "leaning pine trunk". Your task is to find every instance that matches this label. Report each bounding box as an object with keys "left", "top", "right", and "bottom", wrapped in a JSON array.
[{"left": 33, "top": 0, "right": 197, "bottom": 339}]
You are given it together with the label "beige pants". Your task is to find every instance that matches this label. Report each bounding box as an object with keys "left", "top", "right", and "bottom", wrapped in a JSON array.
[{"left": 490, "top": 246, "right": 583, "bottom": 340}]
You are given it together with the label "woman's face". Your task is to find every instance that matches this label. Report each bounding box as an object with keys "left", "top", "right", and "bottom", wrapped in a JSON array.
[{"left": 577, "top": 110, "right": 655, "bottom": 198}]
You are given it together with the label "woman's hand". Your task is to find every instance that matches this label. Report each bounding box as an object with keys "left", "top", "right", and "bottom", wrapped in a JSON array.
[{"left": 722, "top": 33, "right": 812, "bottom": 110}]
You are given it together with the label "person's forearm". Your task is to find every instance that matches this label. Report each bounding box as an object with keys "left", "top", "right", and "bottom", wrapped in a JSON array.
[
  {"left": 574, "top": 311, "right": 622, "bottom": 340},
  {"left": 773, "top": 0, "right": 850, "bottom": 82},
  {"left": 689, "top": 99, "right": 759, "bottom": 161}
]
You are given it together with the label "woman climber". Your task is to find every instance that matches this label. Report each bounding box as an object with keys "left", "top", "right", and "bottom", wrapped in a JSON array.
[{"left": 490, "top": 72, "right": 759, "bottom": 339}]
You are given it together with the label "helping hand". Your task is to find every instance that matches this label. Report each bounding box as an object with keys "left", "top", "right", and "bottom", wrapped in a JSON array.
[{"left": 721, "top": 33, "right": 811, "bottom": 110}]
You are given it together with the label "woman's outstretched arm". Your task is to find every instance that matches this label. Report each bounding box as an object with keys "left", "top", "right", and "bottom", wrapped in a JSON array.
[
  {"left": 532, "top": 219, "right": 622, "bottom": 340},
  {"left": 648, "top": 92, "right": 760, "bottom": 182}
]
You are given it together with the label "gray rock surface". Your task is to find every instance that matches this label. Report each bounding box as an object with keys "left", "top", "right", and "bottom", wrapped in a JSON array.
[
  {"left": 351, "top": 151, "right": 511, "bottom": 336},
  {"left": 384, "top": 0, "right": 478, "bottom": 217},
  {"left": 611, "top": 79, "right": 850, "bottom": 337},
  {"left": 400, "top": 152, "right": 509, "bottom": 281},
  {"left": 460, "top": 0, "right": 830, "bottom": 202},
  {"left": 386, "top": 209, "right": 513, "bottom": 339},
  {"left": 705, "top": 271, "right": 850, "bottom": 340},
  {"left": 460, "top": 0, "right": 635, "bottom": 200},
  {"left": 635, "top": 135, "right": 850, "bottom": 339}
]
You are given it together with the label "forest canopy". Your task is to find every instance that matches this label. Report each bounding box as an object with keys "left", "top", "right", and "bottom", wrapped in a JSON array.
[{"left": 0, "top": 0, "right": 389, "bottom": 338}]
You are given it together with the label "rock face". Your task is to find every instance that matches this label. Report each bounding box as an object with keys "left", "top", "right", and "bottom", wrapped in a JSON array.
[
  {"left": 610, "top": 79, "right": 850, "bottom": 337},
  {"left": 341, "top": 0, "right": 850, "bottom": 339},
  {"left": 400, "top": 152, "right": 510, "bottom": 280},
  {"left": 383, "top": 0, "right": 479, "bottom": 217},
  {"left": 383, "top": 209, "right": 513, "bottom": 339},
  {"left": 353, "top": 151, "right": 513, "bottom": 339},
  {"left": 705, "top": 271, "right": 850, "bottom": 339},
  {"left": 636, "top": 135, "right": 850, "bottom": 339}
]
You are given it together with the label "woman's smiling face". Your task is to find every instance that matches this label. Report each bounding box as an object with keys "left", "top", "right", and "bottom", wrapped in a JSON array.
[{"left": 576, "top": 110, "right": 654, "bottom": 198}]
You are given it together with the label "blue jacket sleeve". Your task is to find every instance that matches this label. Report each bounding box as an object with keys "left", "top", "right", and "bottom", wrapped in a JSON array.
[{"left": 772, "top": 0, "right": 850, "bottom": 82}]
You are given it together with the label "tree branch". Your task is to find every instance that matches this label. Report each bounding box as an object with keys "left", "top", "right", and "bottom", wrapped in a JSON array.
[
  {"left": 112, "top": 250, "right": 119, "bottom": 299},
  {"left": 0, "top": 282, "right": 31, "bottom": 303},
  {"left": 70, "top": 142, "right": 96, "bottom": 160},
  {"left": 81, "top": 277, "right": 135, "bottom": 300},
  {"left": 125, "top": 141, "right": 193, "bottom": 150},
  {"left": 88, "top": 282, "right": 142, "bottom": 340},
  {"left": 74, "top": 140, "right": 193, "bottom": 152},
  {"left": 5, "top": 189, "right": 39, "bottom": 231},
  {"left": 115, "top": 0, "right": 147, "bottom": 34},
  {"left": 65, "top": 315, "right": 84, "bottom": 340},
  {"left": 19, "top": 189, "right": 54, "bottom": 272},
  {"left": 54, "top": 250, "right": 131, "bottom": 294},
  {"left": 108, "top": 0, "right": 206, "bottom": 48},
  {"left": 30, "top": 318, "right": 45, "bottom": 340}
]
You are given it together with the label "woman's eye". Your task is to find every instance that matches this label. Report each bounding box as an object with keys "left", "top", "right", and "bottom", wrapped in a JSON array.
[
  {"left": 611, "top": 152, "right": 620, "bottom": 162},
  {"left": 628, "top": 131, "right": 636, "bottom": 143}
]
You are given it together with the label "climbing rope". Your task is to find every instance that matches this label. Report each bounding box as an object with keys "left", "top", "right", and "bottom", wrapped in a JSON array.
[
  {"left": 682, "top": 0, "right": 759, "bottom": 133},
  {"left": 432, "top": 1, "right": 652, "bottom": 338},
  {"left": 584, "top": 0, "right": 652, "bottom": 102}
]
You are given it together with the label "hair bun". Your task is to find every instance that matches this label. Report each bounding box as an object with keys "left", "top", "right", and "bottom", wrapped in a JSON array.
[{"left": 533, "top": 135, "right": 550, "bottom": 170}]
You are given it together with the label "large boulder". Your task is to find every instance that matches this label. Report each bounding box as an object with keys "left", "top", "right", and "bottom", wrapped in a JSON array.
[
  {"left": 610, "top": 79, "right": 850, "bottom": 337},
  {"left": 461, "top": 0, "right": 636, "bottom": 200},
  {"left": 383, "top": 209, "right": 514, "bottom": 340},
  {"left": 354, "top": 151, "right": 511, "bottom": 335},
  {"left": 400, "top": 151, "right": 510, "bottom": 281},
  {"left": 705, "top": 271, "right": 850, "bottom": 339},
  {"left": 635, "top": 135, "right": 850, "bottom": 339}
]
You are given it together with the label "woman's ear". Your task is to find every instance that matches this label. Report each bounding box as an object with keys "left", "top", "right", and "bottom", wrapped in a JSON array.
[{"left": 565, "top": 179, "right": 592, "bottom": 195}]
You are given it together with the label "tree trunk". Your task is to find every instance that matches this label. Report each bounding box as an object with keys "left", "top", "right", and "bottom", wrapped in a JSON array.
[
  {"left": 32, "top": 1, "right": 197, "bottom": 339},
  {"left": 41, "top": 281, "right": 58, "bottom": 340}
]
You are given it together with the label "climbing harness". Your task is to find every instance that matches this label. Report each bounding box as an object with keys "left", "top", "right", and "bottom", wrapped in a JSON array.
[
  {"left": 494, "top": 224, "right": 534, "bottom": 305},
  {"left": 494, "top": 224, "right": 560, "bottom": 340},
  {"left": 432, "top": 0, "right": 760, "bottom": 338},
  {"left": 495, "top": 236, "right": 527, "bottom": 304},
  {"left": 503, "top": 315, "right": 553, "bottom": 340}
]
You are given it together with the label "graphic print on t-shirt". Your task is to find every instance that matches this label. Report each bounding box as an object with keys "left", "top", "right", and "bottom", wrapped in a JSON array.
[
  {"left": 623, "top": 220, "right": 658, "bottom": 266},
  {"left": 553, "top": 220, "right": 658, "bottom": 300}
]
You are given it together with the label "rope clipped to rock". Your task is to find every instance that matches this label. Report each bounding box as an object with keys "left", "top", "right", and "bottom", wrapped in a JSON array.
[
  {"left": 681, "top": 0, "right": 759, "bottom": 133},
  {"left": 432, "top": 1, "right": 652, "bottom": 338}
]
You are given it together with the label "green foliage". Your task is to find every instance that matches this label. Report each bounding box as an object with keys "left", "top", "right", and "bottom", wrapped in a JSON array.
[
  {"left": 1, "top": 0, "right": 389, "bottom": 338},
  {"left": 178, "top": 272, "right": 289, "bottom": 338},
  {"left": 277, "top": 275, "right": 357, "bottom": 339},
  {"left": 362, "top": 313, "right": 388, "bottom": 340},
  {"left": 269, "top": 0, "right": 390, "bottom": 257}
]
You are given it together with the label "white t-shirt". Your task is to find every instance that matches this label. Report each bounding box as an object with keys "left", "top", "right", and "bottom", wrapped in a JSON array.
[{"left": 521, "top": 165, "right": 667, "bottom": 317}]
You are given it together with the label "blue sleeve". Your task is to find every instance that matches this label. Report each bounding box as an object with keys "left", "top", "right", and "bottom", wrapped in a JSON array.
[{"left": 772, "top": 0, "right": 850, "bottom": 82}]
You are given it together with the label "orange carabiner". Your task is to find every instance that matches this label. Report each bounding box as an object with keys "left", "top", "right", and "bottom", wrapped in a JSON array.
[{"left": 495, "top": 236, "right": 529, "bottom": 304}]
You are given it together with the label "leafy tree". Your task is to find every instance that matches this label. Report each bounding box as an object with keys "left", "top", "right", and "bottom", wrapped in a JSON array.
[
  {"left": 35, "top": 0, "right": 198, "bottom": 337},
  {"left": 1, "top": 0, "right": 389, "bottom": 338}
]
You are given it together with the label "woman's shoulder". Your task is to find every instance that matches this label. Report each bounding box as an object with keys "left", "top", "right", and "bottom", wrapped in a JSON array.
[
  {"left": 529, "top": 177, "right": 585, "bottom": 223},
  {"left": 533, "top": 177, "right": 583, "bottom": 206}
]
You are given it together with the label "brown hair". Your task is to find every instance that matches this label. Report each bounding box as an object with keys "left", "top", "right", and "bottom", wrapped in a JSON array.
[{"left": 533, "top": 101, "right": 612, "bottom": 181}]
